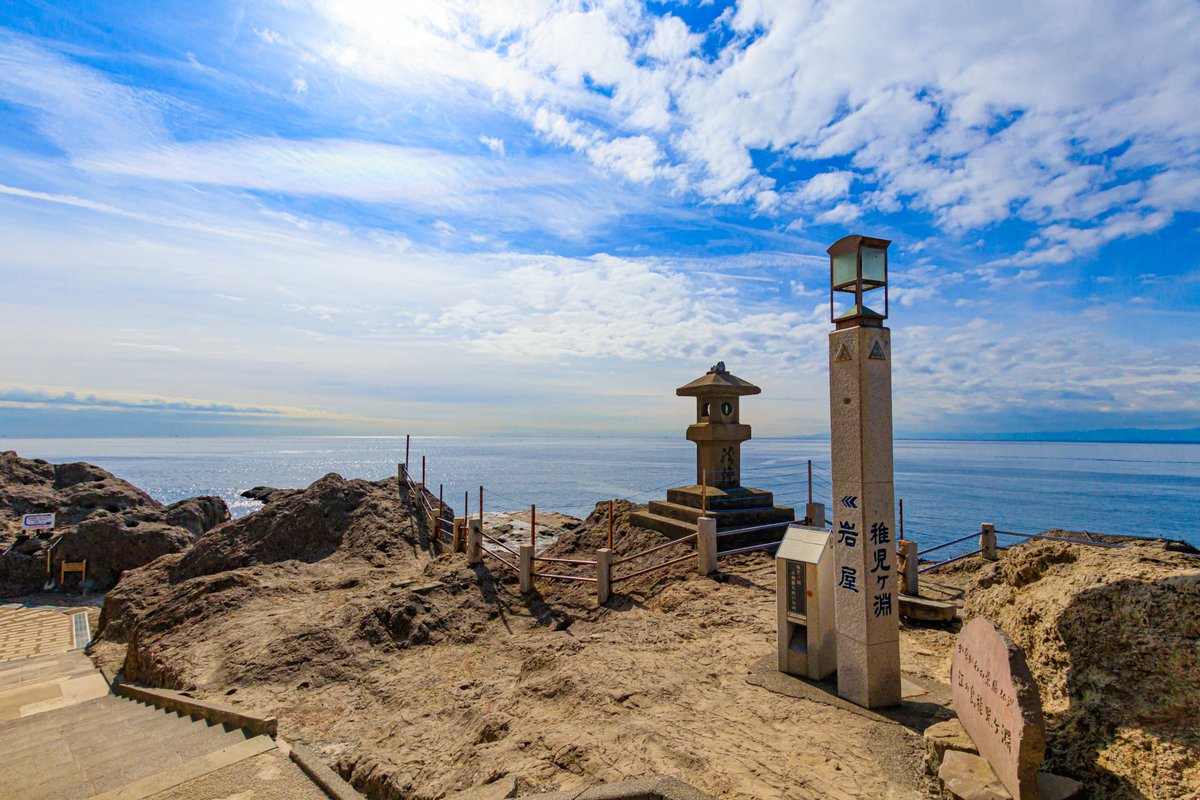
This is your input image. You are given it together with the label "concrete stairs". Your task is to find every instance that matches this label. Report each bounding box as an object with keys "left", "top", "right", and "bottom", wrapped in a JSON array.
[
  {"left": 0, "top": 693, "right": 275, "bottom": 800},
  {"left": 630, "top": 485, "right": 794, "bottom": 542}
]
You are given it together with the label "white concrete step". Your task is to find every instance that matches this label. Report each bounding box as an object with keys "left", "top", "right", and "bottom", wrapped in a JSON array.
[{"left": 0, "top": 693, "right": 270, "bottom": 800}]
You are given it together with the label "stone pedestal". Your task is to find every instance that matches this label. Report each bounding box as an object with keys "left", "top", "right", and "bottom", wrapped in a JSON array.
[
  {"left": 519, "top": 544, "right": 534, "bottom": 594},
  {"left": 596, "top": 548, "right": 612, "bottom": 604},
  {"left": 829, "top": 323, "right": 901, "bottom": 708},
  {"left": 696, "top": 517, "right": 717, "bottom": 575}
]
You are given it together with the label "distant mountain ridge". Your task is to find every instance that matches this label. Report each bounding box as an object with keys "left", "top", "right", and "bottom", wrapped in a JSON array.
[{"left": 906, "top": 428, "right": 1200, "bottom": 444}]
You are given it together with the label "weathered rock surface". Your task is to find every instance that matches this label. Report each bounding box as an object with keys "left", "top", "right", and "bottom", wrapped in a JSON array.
[
  {"left": 963, "top": 539, "right": 1200, "bottom": 799},
  {"left": 240, "top": 486, "right": 298, "bottom": 505},
  {"left": 0, "top": 451, "right": 228, "bottom": 596},
  {"left": 98, "top": 473, "right": 474, "bottom": 682}
]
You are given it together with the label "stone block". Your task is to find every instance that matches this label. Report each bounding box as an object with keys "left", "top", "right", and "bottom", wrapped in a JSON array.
[
  {"left": 938, "top": 750, "right": 1012, "bottom": 800},
  {"left": 924, "top": 718, "right": 978, "bottom": 774},
  {"left": 836, "top": 635, "right": 900, "bottom": 708},
  {"left": 900, "top": 594, "right": 957, "bottom": 622},
  {"left": 951, "top": 618, "right": 1045, "bottom": 800}
]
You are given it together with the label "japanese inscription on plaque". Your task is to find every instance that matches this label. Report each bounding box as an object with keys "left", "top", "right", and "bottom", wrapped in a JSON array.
[
  {"left": 785, "top": 560, "right": 807, "bottom": 619},
  {"left": 950, "top": 617, "right": 1046, "bottom": 800}
]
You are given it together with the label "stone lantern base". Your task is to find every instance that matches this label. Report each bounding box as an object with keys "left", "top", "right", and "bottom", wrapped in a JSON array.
[{"left": 631, "top": 484, "right": 795, "bottom": 541}]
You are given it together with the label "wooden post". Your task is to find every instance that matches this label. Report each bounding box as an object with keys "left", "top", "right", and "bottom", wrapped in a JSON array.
[
  {"left": 808, "top": 459, "right": 813, "bottom": 505},
  {"left": 466, "top": 519, "right": 482, "bottom": 564},
  {"left": 421, "top": 456, "right": 426, "bottom": 487},
  {"left": 519, "top": 543, "right": 534, "bottom": 593},
  {"left": 805, "top": 502, "right": 826, "bottom": 529},
  {"left": 464, "top": 491, "right": 469, "bottom": 522},
  {"left": 607, "top": 500, "right": 614, "bottom": 550},
  {"left": 530, "top": 504, "right": 536, "bottom": 547},
  {"left": 697, "top": 517, "right": 717, "bottom": 575},
  {"left": 405, "top": 435, "right": 410, "bottom": 470},
  {"left": 596, "top": 548, "right": 612, "bottom": 604},
  {"left": 899, "top": 540, "right": 918, "bottom": 596},
  {"left": 899, "top": 498, "right": 904, "bottom": 539},
  {"left": 980, "top": 522, "right": 998, "bottom": 561},
  {"left": 452, "top": 517, "right": 466, "bottom": 552}
]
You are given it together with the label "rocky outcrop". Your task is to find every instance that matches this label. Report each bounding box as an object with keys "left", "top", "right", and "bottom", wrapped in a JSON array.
[
  {"left": 963, "top": 539, "right": 1200, "bottom": 799},
  {"left": 97, "top": 473, "right": 467, "bottom": 686},
  {"left": 240, "top": 486, "right": 298, "bottom": 505},
  {"left": 0, "top": 451, "right": 229, "bottom": 596}
]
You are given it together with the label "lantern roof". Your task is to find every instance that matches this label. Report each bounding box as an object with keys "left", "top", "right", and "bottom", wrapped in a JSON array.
[{"left": 676, "top": 362, "right": 762, "bottom": 397}]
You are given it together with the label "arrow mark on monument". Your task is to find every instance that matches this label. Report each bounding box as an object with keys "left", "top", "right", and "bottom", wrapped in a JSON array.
[{"left": 841, "top": 496, "right": 858, "bottom": 509}]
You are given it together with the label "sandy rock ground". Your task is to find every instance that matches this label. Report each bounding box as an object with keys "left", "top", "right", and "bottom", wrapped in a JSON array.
[
  {"left": 79, "top": 472, "right": 1200, "bottom": 800},
  {"left": 89, "top": 481, "right": 950, "bottom": 800}
]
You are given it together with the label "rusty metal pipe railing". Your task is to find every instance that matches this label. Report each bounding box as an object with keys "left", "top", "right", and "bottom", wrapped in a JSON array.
[
  {"left": 611, "top": 552, "right": 697, "bottom": 583},
  {"left": 718, "top": 540, "right": 781, "bottom": 557},
  {"left": 715, "top": 521, "right": 792, "bottom": 538},
  {"left": 480, "top": 532, "right": 518, "bottom": 555},
  {"left": 611, "top": 533, "right": 698, "bottom": 566},
  {"left": 996, "top": 530, "right": 1124, "bottom": 548},
  {"left": 532, "top": 572, "right": 598, "bottom": 583},
  {"left": 916, "top": 533, "right": 979, "bottom": 556},
  {"left": 918, "top": 549, "right": 982, "bottom": 574},
  {"left": 481, "top": 548, "right": 518, "bottom": 572},
  {"left": 533, "top": 555, "right": 597, "bottom": 566}
]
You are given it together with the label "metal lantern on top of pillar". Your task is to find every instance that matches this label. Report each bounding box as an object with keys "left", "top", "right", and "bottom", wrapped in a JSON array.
[{"left": 828, "top": 234, "right": 901, "bottom": 709}]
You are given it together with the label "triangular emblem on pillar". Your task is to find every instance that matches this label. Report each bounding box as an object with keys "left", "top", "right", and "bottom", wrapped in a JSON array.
[
  {"left": 834, "top": 343, "right": 853, "bottom": 362},
  {"left": 868, "top": 340, "right": 886, "bottom": 360}
]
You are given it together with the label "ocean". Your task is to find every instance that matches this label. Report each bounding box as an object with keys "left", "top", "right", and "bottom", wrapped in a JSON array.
[{"left": 2, "top": 436, "right": 1198, "bottom": 554}]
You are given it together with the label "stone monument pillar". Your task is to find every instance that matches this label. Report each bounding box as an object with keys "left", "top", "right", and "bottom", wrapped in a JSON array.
[{"left": 827, "top": 234, "right": 901, "bottom": 708}]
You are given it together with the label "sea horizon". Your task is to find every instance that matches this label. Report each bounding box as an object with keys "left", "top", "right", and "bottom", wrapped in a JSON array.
[{"left": 4, "top": 435, "right": 1198, "bottom": 554}]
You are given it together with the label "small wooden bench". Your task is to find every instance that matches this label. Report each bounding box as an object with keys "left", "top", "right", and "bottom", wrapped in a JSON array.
[{"left": 60, "top": 560, "right": 87, "bottom": 584}]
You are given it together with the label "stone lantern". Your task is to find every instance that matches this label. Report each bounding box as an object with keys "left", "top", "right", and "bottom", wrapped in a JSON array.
[
  {"left": 630, "top": 362, "right": 794, "bottom": 540},
  {"left": 675, "top": 361, "right": 759, "bottom": 489}
]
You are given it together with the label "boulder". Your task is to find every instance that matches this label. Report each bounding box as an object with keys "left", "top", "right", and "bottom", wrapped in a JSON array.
[{"left": 963, "top": 539, "right": 1200, "bottom": 798}]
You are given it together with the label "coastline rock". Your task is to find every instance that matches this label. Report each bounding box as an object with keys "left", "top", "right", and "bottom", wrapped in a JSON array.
[
  {"left": 165, "top": 496, "right": 231, "bottom": 537},
  {"left": 97, "top": 472, "right": 477, "bottom": 685},
  {"left": 0, "top": 450, "right": 158, "bottom": 538},
  {"left": 962, "top": 539, "right": 1200, "bottom": 799},
  {"left": 0, "top": 451, "right": 228, "bottom": 596},
  {"left": 240, "top": 486, "right": 297, "bottom": 505}
]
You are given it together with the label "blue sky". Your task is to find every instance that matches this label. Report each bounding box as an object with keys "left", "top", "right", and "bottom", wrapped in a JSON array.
[{"left": 1, "top": 1, "right": 1198, "bottom": 439}]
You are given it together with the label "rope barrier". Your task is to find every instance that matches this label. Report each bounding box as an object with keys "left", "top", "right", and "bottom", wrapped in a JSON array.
[
  {"left": 611, "top": 551, "right": 697, "bottom": 583},
  {"left": 611, "top": 533, "right": 698, "bottom": 566}
]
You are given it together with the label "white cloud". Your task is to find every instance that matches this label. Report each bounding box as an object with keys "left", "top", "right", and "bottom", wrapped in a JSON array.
[
  {"left": 306, "top": 0, "right": 1200, "bottom": 262},
  {"left": 478, "top": 135, "right": 506, "bottom": 156}
]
